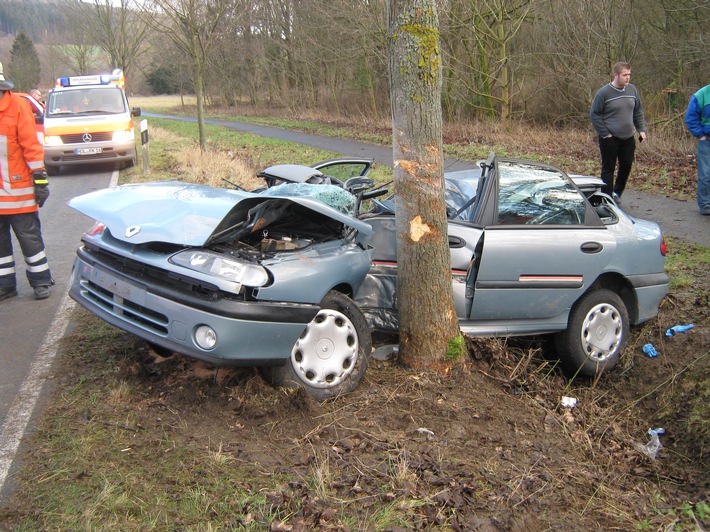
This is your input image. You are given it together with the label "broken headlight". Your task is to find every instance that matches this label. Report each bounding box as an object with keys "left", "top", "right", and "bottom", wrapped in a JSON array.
[{"left": 170, "top": 250, "right": 269, "bottom": 287}]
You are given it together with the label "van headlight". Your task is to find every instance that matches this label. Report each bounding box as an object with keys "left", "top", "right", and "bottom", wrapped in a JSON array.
[
  {"left": 43, "top": 135, "right": 63, "bottom": 146},
  {"left": 112, "top": 129, "right": 135, "bottom": 141},
  {"left": 170, "top": 250, "right": 269, "bottom": 287}
]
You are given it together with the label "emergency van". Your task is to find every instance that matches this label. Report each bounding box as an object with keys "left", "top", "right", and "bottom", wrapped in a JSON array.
[
  {"left": 17, "top": 92, "right": 45, "bottom": 142},
  {"left": 42, "top": 69, "right": 141, "bottom": 175}
]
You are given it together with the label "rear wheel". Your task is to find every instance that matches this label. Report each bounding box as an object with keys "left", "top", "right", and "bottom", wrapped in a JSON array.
[
  {"left": 261, "top": 291, "right": 371, "bottom": 400},
  {"left": 555, "top": 288, "right": 629, "bottom": 378}
]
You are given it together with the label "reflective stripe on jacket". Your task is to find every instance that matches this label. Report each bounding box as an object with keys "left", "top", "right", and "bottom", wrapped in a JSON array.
[{"left": 0, "top": 91, "right": 46, "bottom": 215}]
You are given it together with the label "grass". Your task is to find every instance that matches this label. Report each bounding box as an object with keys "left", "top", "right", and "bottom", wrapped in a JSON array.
[
  {"left": 8, "top": 347, "right": 291, "bottom": 528},
  {"left": 126, "top": 116, "right": 395, "bottom": 188},
  {"left": 663, "top": 238, "right": 710, "bottom": 292}
]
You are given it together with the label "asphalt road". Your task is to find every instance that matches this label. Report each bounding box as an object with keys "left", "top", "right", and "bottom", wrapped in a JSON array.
[
  {"left": 0, "top": 165, "right": 114, "bottom": 503},
  {"left": 149, "top": 112, "right": 710, "bottom": 249}
]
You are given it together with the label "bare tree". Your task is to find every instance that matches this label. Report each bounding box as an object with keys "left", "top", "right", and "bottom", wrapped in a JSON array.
[
  {"left": 69, "top": 0, "right": 150, "bottom": 80},
  {"left": 441, "top": 0, "right": 536, "bottom": 126},
  {"left": 387, "top": 0, "right": 464, "bottom": 369},
  {"left": 56, "top": 44, "right": 100, "bottom": 76},
  {"left": 143, "top": 0, "right": 236, "bottom": 148}
]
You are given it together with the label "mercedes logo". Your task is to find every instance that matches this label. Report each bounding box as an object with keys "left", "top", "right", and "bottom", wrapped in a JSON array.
[{"left": 82, "top": 133, "right": 93, "bottom": 143}]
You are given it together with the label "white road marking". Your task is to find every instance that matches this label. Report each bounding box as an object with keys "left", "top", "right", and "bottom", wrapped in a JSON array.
[
  {"left": 0, "top": 168, "right": 119, "bottom": 496},
  {"left": 0, "top": 292, "right": 76, "bottom": 492}
]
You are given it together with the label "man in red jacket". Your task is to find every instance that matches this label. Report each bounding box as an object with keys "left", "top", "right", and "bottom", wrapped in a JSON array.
[{"left": 0, "top": 62, "right": 53, "bottom": 301}]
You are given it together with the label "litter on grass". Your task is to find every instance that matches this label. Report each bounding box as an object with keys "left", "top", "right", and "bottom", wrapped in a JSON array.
[
  {"left": 632, "top": 427, "right": 665, "bottom": 460},
  {"left": 561, "top": 396, "right": 578, "bottom": 408},
  {"left": 642, "top": 344, "right": 658, "bottom": 358},
  {"left": 665, "top": 324, "right": 694, "bottom": 336}
]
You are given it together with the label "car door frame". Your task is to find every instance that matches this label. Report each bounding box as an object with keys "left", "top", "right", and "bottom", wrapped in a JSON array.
[{"left": 460, "top": 156, "right": 616, "bottom": 334}]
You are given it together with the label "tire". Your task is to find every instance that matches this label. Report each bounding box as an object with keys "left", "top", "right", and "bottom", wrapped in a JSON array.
[
  {"left": 555, "top": 288, "right": 629, "bottom": 378},
  {"left": 261, "top": 291, "right": 371, "bottom": 400},
  {"left": 46, "top": 165, "right": 60, "bottom": 176},
  {"left": 123, "top": 153, "right": 137, "bottom": 169}
]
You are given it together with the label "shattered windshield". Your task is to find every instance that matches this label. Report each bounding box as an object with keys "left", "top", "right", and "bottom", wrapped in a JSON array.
[{"left": 262, "top": 183, "right": 357, "bottom": 215}]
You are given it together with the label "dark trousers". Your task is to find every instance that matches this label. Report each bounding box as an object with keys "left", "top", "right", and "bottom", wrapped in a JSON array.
[
  {"left": 0, "top": 212, "right": 52, "bottom": 290},
  {"left": 598, "top": 135, "right": 636, "bottom": 196}
]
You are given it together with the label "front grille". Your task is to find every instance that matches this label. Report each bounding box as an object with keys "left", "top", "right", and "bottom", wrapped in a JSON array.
[
  {"left": 80, "top": 278, "right": 169, "bottom": 336},
  {"left": 61, "top": 132, "right": 113, "bottom": 143}
]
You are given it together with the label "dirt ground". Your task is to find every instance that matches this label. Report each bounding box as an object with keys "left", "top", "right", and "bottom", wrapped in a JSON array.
[{"left": 15, "top": 244, "right": 704, "bottom": 530}]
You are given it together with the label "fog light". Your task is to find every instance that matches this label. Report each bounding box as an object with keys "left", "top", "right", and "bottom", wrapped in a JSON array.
[{"left": 195, "top": 325, "right": 217, "bottom": 350}]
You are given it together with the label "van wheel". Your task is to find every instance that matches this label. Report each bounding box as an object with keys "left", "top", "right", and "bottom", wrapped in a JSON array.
[
  {"left": 555, "top": 288, "right": 628, "bottom": 378},
  {"left": 260, "top": 291, "right": 371, "bottom": 401},
  {"left": 46, "top": 165, "right": 60, "bottom": 176}
]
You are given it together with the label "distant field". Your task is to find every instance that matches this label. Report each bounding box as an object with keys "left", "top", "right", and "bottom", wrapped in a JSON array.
[{"left": 128, "top": 94, "right": 196, "bottom": 109}]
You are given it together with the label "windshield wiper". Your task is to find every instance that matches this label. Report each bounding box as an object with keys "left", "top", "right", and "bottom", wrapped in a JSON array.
[{"left": 72, "top": 110, "right": 115, "bottom": 115}]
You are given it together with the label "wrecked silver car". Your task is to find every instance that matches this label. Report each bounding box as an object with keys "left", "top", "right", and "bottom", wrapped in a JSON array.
[
  {"left": 69, "top": 155, "right": 669, "bottom": 399},
  {"left": 68, "top": 160, "right": 378, "bottom": 400}
]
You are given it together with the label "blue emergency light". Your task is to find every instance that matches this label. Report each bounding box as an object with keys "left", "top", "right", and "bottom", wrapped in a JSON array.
[{"left": 55, "top": 69, "right": 125, "bottom": 89}]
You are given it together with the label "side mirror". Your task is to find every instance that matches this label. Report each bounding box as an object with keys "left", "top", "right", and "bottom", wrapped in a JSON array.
[{"left": 131, "top": 107, "right": 141, "bottom": 117}]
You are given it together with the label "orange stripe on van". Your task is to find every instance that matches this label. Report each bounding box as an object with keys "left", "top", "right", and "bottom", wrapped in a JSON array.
[{"left": 44, "top": 121, "right": 133, "bottom": 135}]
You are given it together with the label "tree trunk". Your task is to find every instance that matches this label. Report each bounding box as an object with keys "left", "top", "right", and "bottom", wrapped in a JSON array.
[
  {"left": 387, "top": 0, "right": 463, "bottom": 370},
  {"left": 474, "top": 11, "right": 495, "bottom": 118},
  {"left": 498, "top": 21, "right": 511, "bottom": 128},
  {"left": 193, "top": 33, "right": 206, "bottom": 150}
]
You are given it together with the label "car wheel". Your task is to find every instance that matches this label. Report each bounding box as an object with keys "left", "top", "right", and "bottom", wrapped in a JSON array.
[
  {"left": 261, "top": 291, "right": 371, "bottom": 400},
  {"left": 46, "top": 165, "right": 60, "bottom": 176},
  {"left": 555, "top": 288, "right": 629, "bottom": 378}
]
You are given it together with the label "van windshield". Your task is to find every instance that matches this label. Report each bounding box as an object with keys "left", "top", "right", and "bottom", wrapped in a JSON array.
[{"left": 46, "top": 88, "right": 126, "bottom": 117}]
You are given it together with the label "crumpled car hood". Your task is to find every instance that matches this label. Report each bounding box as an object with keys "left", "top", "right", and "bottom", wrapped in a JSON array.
[{"left": 68, "top": 180, "right": 372, "bottom": 246}]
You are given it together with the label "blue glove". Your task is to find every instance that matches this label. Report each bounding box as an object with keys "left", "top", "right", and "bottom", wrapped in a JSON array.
[
  {"left": 665, "top": 324, "right": 694, "bottom": 336},
  {"left": 642, "top": 344, "right": 658, "bottom": 358}
]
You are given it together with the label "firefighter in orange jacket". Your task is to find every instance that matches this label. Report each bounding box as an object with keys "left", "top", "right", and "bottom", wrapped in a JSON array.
[{"left": 0, "top": 62, "right": 54, "bottom": 301}]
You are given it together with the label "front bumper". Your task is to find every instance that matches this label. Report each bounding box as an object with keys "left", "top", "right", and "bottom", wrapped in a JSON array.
[
  {"left": 44, "top": 139, "right": 136, "bottom": 167},
  {"left": 69, "top": 254, "right": 320, "bottom": 366}
]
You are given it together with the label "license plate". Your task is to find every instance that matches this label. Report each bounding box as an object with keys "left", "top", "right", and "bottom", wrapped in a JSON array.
[
  {"left": 75, "top": 147, "right": 103, "bottom": 155},
  {"left": 91, "top": 267, "right": 146, "bottom": 306}
]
